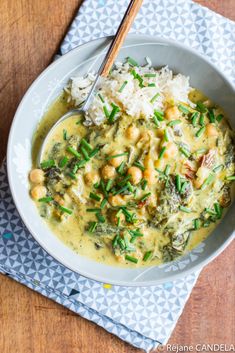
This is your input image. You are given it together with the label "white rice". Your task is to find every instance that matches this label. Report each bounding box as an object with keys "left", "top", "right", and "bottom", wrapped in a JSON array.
[{"left": 68, "top": 61, "right": 192, "bottom": 125}]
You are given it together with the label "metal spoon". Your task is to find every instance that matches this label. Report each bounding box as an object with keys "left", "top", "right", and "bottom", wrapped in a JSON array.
[{"left": 38, "top": 0, "right": 143, "bottom": 165}]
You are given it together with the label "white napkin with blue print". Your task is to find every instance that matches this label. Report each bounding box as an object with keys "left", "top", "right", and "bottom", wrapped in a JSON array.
[{"left": 1, "top": 1, "right": 234, "bottom": 351}]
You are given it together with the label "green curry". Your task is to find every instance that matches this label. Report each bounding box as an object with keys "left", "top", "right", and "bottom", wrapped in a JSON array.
[{"left": 29, "top": 90, "right": 235, "bottom": 267}]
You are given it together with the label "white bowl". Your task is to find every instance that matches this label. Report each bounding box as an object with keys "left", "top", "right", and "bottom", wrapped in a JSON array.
[{"left": 7, "top": 35, "right": 235, "bottom": 286}]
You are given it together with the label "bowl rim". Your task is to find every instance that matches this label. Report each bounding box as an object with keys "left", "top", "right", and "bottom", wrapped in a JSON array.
[{"left": 7, "top": 34, "right": 235, "bottom": 286}]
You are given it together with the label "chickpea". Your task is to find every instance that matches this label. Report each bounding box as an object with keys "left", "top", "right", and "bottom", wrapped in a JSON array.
[
  {"left": 143, "top": 167, "right": 156, "bottom": 185},
  {"left": 125, "top": 125, "right": 140, "bottom": 141},
  {"left": 165, "top": 106, "right": 181, "bottom": 120},
  {"left": 84, "top": 171, "right": 100, "bottom": 186},
  {"left": 162, "top": 142, "right": 178, "bottom": 159},
  {"left": 101, "top": 165, "right": 116, "bottom": 179},
  {"left": 108, "top": 195, "right": 126, "bottom": 207},
  {"left": 29, "top": 169, "right": 44, "bottom": 184},
  {"left": 31, "top": 185, "right": 47, "bottom": 200},
  {"left": 206, "top": 123, "right": 218, "bottom": 137},
  {"left": 127, "top": 166, "right": 143, "bottom": 185},
  {"left": 108, "top": 151, "right": 126, "bottom": 168}
]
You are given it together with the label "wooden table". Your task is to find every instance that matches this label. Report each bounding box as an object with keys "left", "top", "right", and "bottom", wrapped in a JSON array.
[{"left": 0, "top": 1, "right": 234, "bottom": 352}]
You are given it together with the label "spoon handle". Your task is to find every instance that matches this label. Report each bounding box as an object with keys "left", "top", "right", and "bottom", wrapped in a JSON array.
[
  {"left": 100, "top": 0, "right": 143, "bottom": 77},
  {"left": 82, "top": 0, "right": 143, "bottom": 112}
]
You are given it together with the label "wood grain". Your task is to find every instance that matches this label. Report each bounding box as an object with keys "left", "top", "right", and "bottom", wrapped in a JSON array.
[{"left": 0, "top": 1, "right": 234, "bottom": 352}]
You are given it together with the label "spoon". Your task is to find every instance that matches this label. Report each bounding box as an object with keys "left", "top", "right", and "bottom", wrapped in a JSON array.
[{"left": 38, "top": 0, "right": 143, "bottom": 165}]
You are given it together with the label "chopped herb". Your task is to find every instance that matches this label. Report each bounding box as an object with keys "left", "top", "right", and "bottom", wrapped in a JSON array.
[
  {"left": 226, "top": 175, "right": 235, "bottom": 181},
  {"left": 67, "top": 146, "right": 81, "bottom": 159},
  {"left": 150, "top": 93, "right": 160, "bottom": 104},
  {"left": 148, "top": 83, "right": 156, "bottom": 87},
  {"left": 93, "top": 182, "right": 100, "bottom": 189},
  {"left": 58, "top": 205, "right": 73, "bottom": 215},
  {"left": 100, "top": 198, "right": 108, "bottom": 209},
  {"left": 144, "top": 73, "right": 156, "bottom": 77},
  {"left": 106, "top": 179, "right": 113, "bottom": 192},
  {"left": 127, "top": 181, "right": 134, "bottom": 192},
  {"left": 89, "top": 192, "right": 101, "bottom": 202},
  {"left": 164, "top": 128, "right": 170, "bottom": 142},
  {"left": 72, "top": 164, "right": 79, "bottom": 174},
  {"left": 106, "top": 152, "right": 128, "bottom": 160},
  {"left": 100, "top": 180, "right": 108, "bottom": 197},
  {"left": 158, "top": 146, "right": 166, "bottom": 159},
  {"left": 112, "top": 234, "right": 119, "bottom": 248},
  {"left": 38, "top": 196, "right": 53, "bottom": 203},
  {"left": 216, "top": 114, "right": 224, "bottom": 122},
  {"left": 143, "top": 250, "right": 152, "bottom": 261},
  {"left": 195, "top": 126, "right": 205, "bottom": 138},
  {"left": 108, "top": 103, "right": 120, "bottom": 123},
  {"left": 179, "top": 206, "right": 191, "bottom": 213},
  {"left": 214, "top": 202, "right": 222, "bottom": 218},
  {"left": 118, "top": 80, "right": 128, "bottom": 93},
  {"left": 203, "top": 222, "right": 210, "bottom": 228},
  {"left": 154, "top": 110, "right": 164, "bottom": 121},
  {"left": 81, "top": 147, "right": 90, "bottom": 161},
  {"left": 191, "top": 112, "right": 199, "bottom": 127},
  {"left": 118, "top": 237, "right": 126, "bottom": 250},
  {"left": 168, "top": 120, "right": 181, "bottom": 127},
  {"left": 199, "top": 114, "right": 205, "bottom": 126},
  {"left": 59, "top": 156, "right": 68, "bottom": 168},
  {"left": 195, "top": 148, "right": 207, "bottom": 155},
  {"left": 127, "top": 56, "right": 138, "bottom": 67},
  {"left": 179, "top": 146, "right": 191, "bottom": 158},
  {"left": 201, "top": 173, "right": 215, "bottom": 190},
  {"left": 213, "top": 164, "right": 223, "bottom": 173},
  {"left": 103, "top": 105, "right": 110, "bottom": 118},
  {"left": 194, "top": 219, "right": 201, "bottom": 230},
  {"left": 180, "top": 181, "right": 188, "bottom": 194},
  {"left": 175, "top": 175, "right": 181, "bottom": 192},
  {"left": 121, "top": 207, "right": 136, "bottom": 224},
  {"left": 63, "top": 129, "right": 67, "bottom": 140},
  {"left": 196, "top": 102, "right": 207, "bottom": 113},
  {"left": 164, "top": 164, "right": 171, "bottom": 176},
  {"left": 133, "top": 71, "right": 144, "bottom": 87},
  {"left": 116, "top": 161, "right": 125, "bottom": 175},
  {"left": 178, "top": 104, "right": 190, "bottom": 114},
  {"left": 86, "top": 208, "right": 101, "bottom": 212},
  {"left": 80, "top": 138, "right": 93, "bottom": 153},
  {"left": 89, "top": 147, "right": 100, "bottom": 158},
  {"left": 88, "top": 221, "right": 97, "bottom": 233},
  {"left": 76, "top": 159, "right": 87, "bottom": 168},
  {"left": 140, "top": 179, "right": 148, "bottom": 190},
  {"left": 40, "top": 159, "right": 55, "bottom": 169},
  {"left": 98, "top": 93, "right": 105, "bottom": 103},
  {"left": 208, "top": 109, "right": 215, "bottom": 123},
  {"left": 125, "top": 255, "right": 138, "bottom": 264},
  {"left": 128, "top": 229, "right": 144, "bottom": 243},
  {"left": 153, "top": 115, "right": 160, "bottom": 127},
  {"left": 67, "top": 171, "right": 77, "bottom": 180},
  {"left": 96, "top": 213, "right": 105, "bottom": 223},
  {"left": 133, "top": 161, "right": 145, "bottom": 171},
  {"left": 139, "top": 192, "right": 151, "bottom": 201},
  {"left": 205, "top": 208, "right": 217, "bottom": 216},
  {"left": 114, "top": 184, "right": 129, "bottom": 195}
]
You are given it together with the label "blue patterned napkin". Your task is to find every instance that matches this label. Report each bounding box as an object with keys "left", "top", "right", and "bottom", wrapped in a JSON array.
[{"left": 1, "top": 1, "right": 234, "bottom": 351}]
